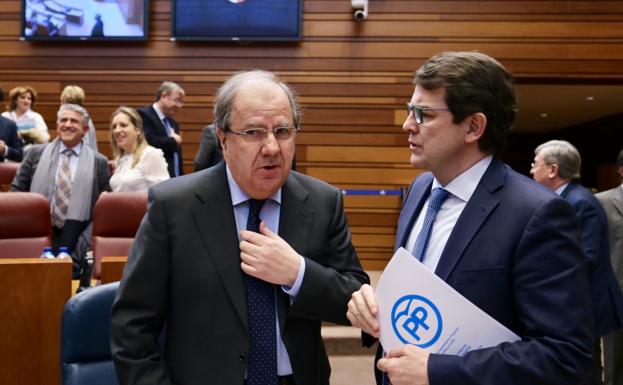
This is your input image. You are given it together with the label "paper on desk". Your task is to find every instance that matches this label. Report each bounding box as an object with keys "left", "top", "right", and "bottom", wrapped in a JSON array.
[{"left": 375, "top": 247, "right": 520, "bottom": 355}]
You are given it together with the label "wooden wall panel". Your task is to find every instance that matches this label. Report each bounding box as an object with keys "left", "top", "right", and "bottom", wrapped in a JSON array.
[{"left": 1, "top": 0, "right": 623, "bottom": 268}]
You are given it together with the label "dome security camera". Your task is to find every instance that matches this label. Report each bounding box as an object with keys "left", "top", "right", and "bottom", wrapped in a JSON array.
[{"left": 351, "top": 0, "right": 368, "bottom": 21}]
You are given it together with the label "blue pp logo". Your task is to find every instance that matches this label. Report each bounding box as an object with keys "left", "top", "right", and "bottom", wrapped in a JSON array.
[{"left": 391, "top": 295, "right": 442, "bottom": 348}]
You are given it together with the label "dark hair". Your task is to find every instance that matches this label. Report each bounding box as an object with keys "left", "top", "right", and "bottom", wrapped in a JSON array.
[
  {"left": 213, "top": 69, "right": 301, "bottom": 133},
  {"left": 414, "top": 51, "right": 517, "bottom": 157}
]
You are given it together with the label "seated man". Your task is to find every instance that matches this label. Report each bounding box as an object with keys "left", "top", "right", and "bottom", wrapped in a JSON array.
[{"left": 11, "top": 103, "right": 110, "bottom": 277}]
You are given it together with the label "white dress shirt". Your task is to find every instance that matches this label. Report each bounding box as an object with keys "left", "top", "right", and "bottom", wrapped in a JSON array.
[{"left": 405, "top": 156, "right": 493, "bottom": 272}]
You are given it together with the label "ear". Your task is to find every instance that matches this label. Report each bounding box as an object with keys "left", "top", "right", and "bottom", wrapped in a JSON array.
[
  {"left": 216, "top": 126, "right": 227, "bottom": 149},
  {"left": 464, "top": 112, "right": 486, "bottom": 144},
  {"left": 548, "top": 163, "right": 560, "bottom": 179},
  {"left": 618, "top": 166, "right": 623, "bottom": 179}
]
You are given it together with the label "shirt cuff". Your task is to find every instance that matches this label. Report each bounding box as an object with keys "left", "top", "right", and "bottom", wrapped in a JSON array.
[{"left": 282, "top": 255, "right": 305, "bottom": 298}]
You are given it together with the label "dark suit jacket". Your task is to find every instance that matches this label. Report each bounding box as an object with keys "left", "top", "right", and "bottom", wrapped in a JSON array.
[
  {"left": 0, "top": 116, "right": 23, "bottom": 162},
  {"left": 138, "top": 105, "right": 183, "bottom": 177},
  {"left": 561, "top": 183, "right": 623, "bottom": 336},
  {"left": 9, "top": 143, "right": 110, "bottom": 250},
  {"left": 111, "top": 162, "right": 369, "bottom": 385},
  {"left": 390, "top": 158, "right": 594, "bottom": 385},
  {"left": 193, "top": 123, "right": 222, "bottom": 172}
]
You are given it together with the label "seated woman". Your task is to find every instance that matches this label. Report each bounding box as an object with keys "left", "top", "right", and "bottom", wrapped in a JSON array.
[
  {"left": 109, "top": 106, "right": 169, "bottom": 192},
  {"left": 60, "top": 85, "right": 98, "bottom": 151},
  {"left": 2, "top": 86, "right": 49, "bottom": 147}
]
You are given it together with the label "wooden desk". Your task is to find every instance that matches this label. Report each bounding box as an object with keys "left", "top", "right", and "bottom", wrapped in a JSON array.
[
  {"left": 0, "top": 258, "right": 72, "bottom": 385},
  {"left": 101, "top": 255, "right": 127, "bottom": 284}
]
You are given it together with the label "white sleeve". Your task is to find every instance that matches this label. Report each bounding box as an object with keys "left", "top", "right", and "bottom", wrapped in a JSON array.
[
  {"left": 142, "top": 148, "right": 170, "bottom": 188},
  {"left": 33, "top": 112, "right": 50, "bottom": 143}
]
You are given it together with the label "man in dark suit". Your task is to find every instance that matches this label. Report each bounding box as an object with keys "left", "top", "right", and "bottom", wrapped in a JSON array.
[
  {"left": 532, "top": 140, "right": 623, "bottom": 384},
  {"left": 111, "top": 70, "right": 369, "bottom": 385},
  {"left": 348, "top": 51, "right": 594, "bottom": 385},
  {"left": 138, "top": 81, "right": 185, "bottom": 177},
  {"left": 596, "top": 149, "right": 623, "bottom": 385},
  {"left": 10, "top": 103, "right": 110, "bottom": 276},
  {"left": 0, "top": 115, "right": 23, "bottom": 162},
  {"left": 193, "top": 123, "right": 223, "bottom": 171}
]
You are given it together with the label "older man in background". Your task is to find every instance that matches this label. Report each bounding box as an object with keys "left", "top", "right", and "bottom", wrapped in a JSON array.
[
  {"left": 11, "top": 103, "right": 110, "bottom": 276},
  {"left": 531, "top": 139, "right": 623, "bottom": 385}
]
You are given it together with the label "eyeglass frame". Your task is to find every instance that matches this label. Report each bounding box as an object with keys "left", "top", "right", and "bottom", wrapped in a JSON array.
[
  {"left": 406, "top": 102, "right": 451, "bottom": 125},
  {"left": 225, "top": 125, "right": 300, "bottom": 143}
]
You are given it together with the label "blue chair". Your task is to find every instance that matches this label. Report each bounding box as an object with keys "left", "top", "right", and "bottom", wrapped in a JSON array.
[{"left": 61, "top": 281, "right": 120, "bottom": 385}]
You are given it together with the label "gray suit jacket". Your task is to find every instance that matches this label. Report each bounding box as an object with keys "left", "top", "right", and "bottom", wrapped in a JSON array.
[
  {"left": 111, "top": 162, "right": 369, "bottom": 385},
  {"left": 10, "top": 143, "right": 110, "bottom": 211},
  {"left": 597, "top": 186, "right": 623, "bottom": 288}
]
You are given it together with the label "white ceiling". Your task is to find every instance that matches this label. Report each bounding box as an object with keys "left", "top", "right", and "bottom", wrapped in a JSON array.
[{"left": 514, "top": 84, "right": 623, "bottom": 133}]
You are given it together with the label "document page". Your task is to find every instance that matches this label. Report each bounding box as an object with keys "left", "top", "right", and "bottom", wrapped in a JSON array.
[{"left": 376, "top": 247, "right": 520, "bottom": 355}]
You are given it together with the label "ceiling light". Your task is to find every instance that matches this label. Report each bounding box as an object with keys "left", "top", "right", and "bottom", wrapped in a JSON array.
[
  {"left": 540, "top": 113, "right": 548, "bottom": 118},
  {"left": 586, "top": 96, "right": 595, "bottom": 101}
]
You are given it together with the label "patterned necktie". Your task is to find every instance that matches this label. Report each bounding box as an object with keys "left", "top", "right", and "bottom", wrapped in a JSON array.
[
  {"left": 51, "top": 149, "right": 75, "bottom": 228},
  {"left": 162, "top": 118, "right": 180, "bottom": 177},
  {"left": 412, "top": 187, "right": 449, "bottom": 261},
  {"left": 244, "top": 199, "right": 278, "bottom": 385}
]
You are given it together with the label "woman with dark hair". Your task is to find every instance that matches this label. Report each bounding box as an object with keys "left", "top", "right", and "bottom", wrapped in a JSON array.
[{"left": 109, "top": 106, "right": 169, "bottom": 192}]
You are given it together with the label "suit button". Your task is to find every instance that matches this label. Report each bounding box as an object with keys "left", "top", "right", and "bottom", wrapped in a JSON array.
[{"left": 239, "top": 353, "right": 246, "bottom": 363}]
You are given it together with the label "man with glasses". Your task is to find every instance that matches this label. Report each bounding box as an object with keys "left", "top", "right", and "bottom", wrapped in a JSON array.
[
  {"left": 531, "top": 140, "right": 623, "bottom": 385},
  {"left": 111, "top": 70, "right": 369, "bottom": 385},
  {"left": 348, "top": 51, "right": 594, "bottom": 385},
  {"left": 138, "top": 81, "right": 185, "bottom": 177}
]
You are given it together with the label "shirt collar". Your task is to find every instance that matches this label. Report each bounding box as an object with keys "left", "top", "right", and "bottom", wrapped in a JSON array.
[
  {"left": 432, "top": 155, "right": 493, "bottom": 203},
  {"left": 152, "top": 103, "right": 166, "bottom": 121},
  {"left": 59, "top": 140, "right": 83, "bottom": 156},
  {"left": 554, "top": 182, "right": 570, "bottom": 196},
  {"left": 225, "top": 164, "right": 281, "bottom": 206}
]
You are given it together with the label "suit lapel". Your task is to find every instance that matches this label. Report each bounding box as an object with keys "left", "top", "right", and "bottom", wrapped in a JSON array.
[
  {"left": 148, "top": 106, "right": 169, "bottom": 136},
  {"left": 434, "top": 159, "right": 504, "bottom": 281},
  {"left": 191, "top": 163, "right": 249, "bottom": 328},
  {"left": 276, "top": 173, "right": 312, "bottom": 329},
  {"left": 613, "top": 188, "right": 623, "bottom": 217},
  {"left": 394, "top": 174, "right": 433, "bottom": 251}
]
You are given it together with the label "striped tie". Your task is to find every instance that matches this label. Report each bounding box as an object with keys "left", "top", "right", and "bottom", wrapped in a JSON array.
[{"left": 51, "top": 149, "right": 74, "bottom": 228}]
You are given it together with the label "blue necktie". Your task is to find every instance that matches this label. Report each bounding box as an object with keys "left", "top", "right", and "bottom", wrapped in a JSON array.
[
  {"left": 412, "top": 187, "right": 449, "bottom": 261},
  {"left": 244, "top": 199, "right": 278, "bottom": 385},
  {"left": 163, "top": 118, "right": 180, "bottom": 177}
]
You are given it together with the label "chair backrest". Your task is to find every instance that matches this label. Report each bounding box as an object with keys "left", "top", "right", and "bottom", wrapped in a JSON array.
[
  {"left": 61, "top": 281, "right": 120, "bottom": 385},
  {"left": 0, "top": 162, "right": 20, "bottom": 191},
  {"left": 92, "top": 192, "right": 147, "bottom": 279},
  {"left": 0, "top": 192, "right": 52, "bottom": 258}
]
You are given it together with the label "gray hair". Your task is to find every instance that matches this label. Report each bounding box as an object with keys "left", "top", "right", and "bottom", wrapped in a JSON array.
[
  {"left": 57, "top": 103, "right": 90, "bottom": 127},
  {"left": 213, "top": 69, "right": 301, "bottom": 132},
  {"left": 155, "top": 81, "right": 185, "bottom": 101},
  {"left": 535, "top": 140, "right": 581, "bottom": 182}
]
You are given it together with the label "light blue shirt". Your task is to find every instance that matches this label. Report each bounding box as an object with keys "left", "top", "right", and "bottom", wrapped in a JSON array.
[
  {"left": 225, "top": 165, "right": 306, "bottom": 376},
  {"left": 58, "top": 141, "right": 83, "bottom": 182}
]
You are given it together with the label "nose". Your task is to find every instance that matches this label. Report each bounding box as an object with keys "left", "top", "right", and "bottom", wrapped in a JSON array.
[
  {"left": 402, "top": 112, "right": 419, "bottom": 134},
  {"left": 260, "top": 131, "right": 281, "bottom": 155}
]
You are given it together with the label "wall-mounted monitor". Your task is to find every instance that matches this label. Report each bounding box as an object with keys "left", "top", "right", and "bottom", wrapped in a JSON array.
[
  {"left": 21, "top": 0, "right": 149, "bottom": 41},
  {"left": 171, "top": 0, "right": 302, "bottom": 42}
]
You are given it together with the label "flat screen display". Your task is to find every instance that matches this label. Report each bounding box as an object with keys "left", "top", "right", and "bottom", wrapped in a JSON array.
[
  {"left": 21, "top": 0, "right": 149, "bottom": 41},
  {"left": 171, "top": 0, "right": 301, "bottom": 42}
]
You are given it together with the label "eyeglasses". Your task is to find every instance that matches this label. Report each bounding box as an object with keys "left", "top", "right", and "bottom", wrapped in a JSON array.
[
  {"left": 226, "top": 126, "right": 300, "bottom": 143},
  {"left": 406, "top": 102, "right": 451, "bottom": 124}
]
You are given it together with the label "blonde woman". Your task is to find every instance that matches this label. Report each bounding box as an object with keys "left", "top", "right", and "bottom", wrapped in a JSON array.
[
  {"left": 109, "top": 106, "right": 169, "bottom": 192},
  {"left": 2, "top": 85, "right": 49, "bottom": 146},
  {"left": 60, "top": 85, "right": 98, "bottom": 151}
]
